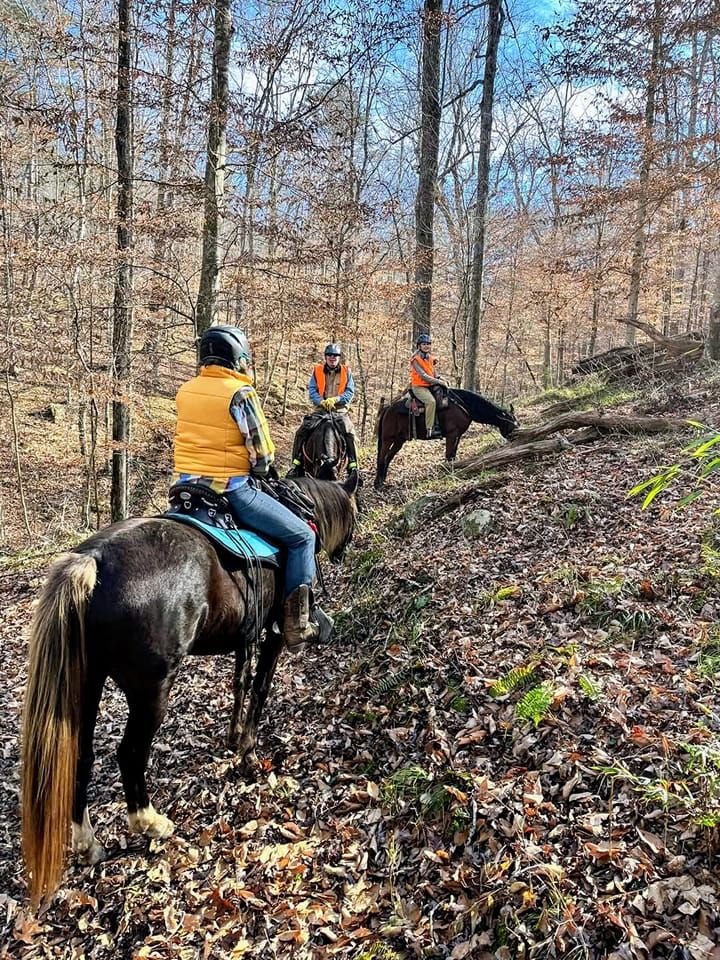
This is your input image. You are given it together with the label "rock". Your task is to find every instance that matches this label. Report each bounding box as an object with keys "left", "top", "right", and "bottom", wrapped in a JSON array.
[
  {"left": 397, "top": 494, "right": 445, "bottom": 534},
  {"left": 461, "top": 509, "right": 493, "bottom": 539}
]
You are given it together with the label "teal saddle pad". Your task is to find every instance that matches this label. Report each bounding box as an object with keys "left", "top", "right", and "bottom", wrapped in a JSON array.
[
  {"left": 163, "top": 513, "right": 280, "bottom": 567},
  {"left": 164, "top": 482, "right": 281, "bottom": 567}
]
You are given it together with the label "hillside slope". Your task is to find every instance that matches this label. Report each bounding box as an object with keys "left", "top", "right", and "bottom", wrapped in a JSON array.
[{"left": 2, "top": 368, "right": 720, "bottom": 959}]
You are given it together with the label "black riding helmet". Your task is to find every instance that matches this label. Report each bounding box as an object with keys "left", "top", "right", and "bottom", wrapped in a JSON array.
[
  {"left": 324, "top": 343, "right": 342, "bottom": 357},
  {"left": 416, "top": 333, "right": 432, "bottom": 349},
  {"left": 199, "top": 325, "right": 252, "bottom": 371}
]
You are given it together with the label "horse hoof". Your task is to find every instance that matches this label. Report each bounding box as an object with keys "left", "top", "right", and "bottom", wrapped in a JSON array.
[
  {"left": 72, "top": 810, "right": 106, "bottom": 864},
  {"left": 128, "top": 805, "right": 175, "bottom": 839},
  {"left": 72, "top": 834, "right": 106, "bottom": 865}
]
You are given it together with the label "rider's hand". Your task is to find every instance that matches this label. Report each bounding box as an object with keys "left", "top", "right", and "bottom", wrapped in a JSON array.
[{"left": 324, "top": 397, "right": 338, "bottom": 410}]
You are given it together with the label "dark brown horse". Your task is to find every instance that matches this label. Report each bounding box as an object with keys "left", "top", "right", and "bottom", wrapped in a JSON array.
[
  {"left": 21, "top": 475, "right": 358, "bottom": 905},
  {"left": 300, "top": 413, "right": 349, "bottom": 480},
  {"left": 375, "top": 388, "right": 518, "bottom": 488}
]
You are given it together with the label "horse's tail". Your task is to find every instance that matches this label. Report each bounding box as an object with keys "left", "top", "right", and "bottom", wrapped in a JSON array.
[{"left": 22, "top": 552, "right": 97, "bottom": 906}]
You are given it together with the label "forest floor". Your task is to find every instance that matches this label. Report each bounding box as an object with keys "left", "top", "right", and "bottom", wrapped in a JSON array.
[{"left": 2, "top": 367, "right": 720, "bottom": 959}]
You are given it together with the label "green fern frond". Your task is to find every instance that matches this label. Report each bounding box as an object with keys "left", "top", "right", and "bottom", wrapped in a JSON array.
[
  {"left": 369, "top": 664, "right": 414, "bottom": 698},
  {"left": 579, "top": 673, "right": 602, "bottom": 701},
  {"left": 516, "top": 682, "right": 555, "bottom": 727},
  {"left": 355, "top": 944, "right": 403, "bottom": 960},
  {"left": 489, "top": 664, "right": 537, "bottom": 698}
]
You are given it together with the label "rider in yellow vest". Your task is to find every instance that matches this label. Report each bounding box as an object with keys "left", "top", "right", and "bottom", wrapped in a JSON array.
[
  {"left": 409, "top": 333, "right": 448, "bottom": 437},
  {"left": 173, "top": 325, "right": 330, "bottom": 650},
  {"left": 287, "top": 343, "right": 359, "bottom": 477}
]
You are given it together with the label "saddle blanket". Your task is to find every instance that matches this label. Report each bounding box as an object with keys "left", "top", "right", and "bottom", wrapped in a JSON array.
[{"left": 163, "top": 486, "right": 280, "bottom": 566}]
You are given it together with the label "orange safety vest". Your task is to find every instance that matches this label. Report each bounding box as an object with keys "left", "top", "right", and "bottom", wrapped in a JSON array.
[
  {"left": 174, "top": 366, "right": 274, "bottom": 481},
  {"left": 409, "top": 351, "right": 435, "bottom": 387},
  {"left": 313, "top": 362, "right": 348, "bottom": 398}
]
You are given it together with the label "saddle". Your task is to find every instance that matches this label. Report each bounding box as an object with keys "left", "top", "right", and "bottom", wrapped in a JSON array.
[
  {"left": 306, "top": 410, "right": 351, "bottom": 436},
  {"left": 164, "top": 483, "right": 280, "bottom": 567},
  {"left": 402, "top": 387, "right": 449, "bottom": 439},
  {"left": 403, "top": 386, "right": 450, "bottom": 412}
]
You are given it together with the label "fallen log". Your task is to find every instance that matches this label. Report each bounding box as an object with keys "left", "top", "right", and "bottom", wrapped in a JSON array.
[
  {"left": 453, "top": 428, "right": 601, "bottom": 477},
  {"left": 510, "top": 411, "right": 687, "bottom": 445},
  {"left": 617, "top": 318, "right": 704, "bottom": 361},
  {"left": 572, "top": 328, "right": 704, "bottom": 381},
  {"left": 453, "top": 413, "right": 688, "bottom": 478}
]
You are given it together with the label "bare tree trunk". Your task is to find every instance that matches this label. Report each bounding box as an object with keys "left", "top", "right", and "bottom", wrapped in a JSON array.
[
  {"left": 624, "top": 0, "right": 662, "bottom": 346},
  {"left": 411, "top": 0, "right": 442, "bottom": 343},
  {"left": 463, "top": 0, "right": 503, "bottom": 389},
  {"left": 111, "top": 0, "right": 134, "bottom": 522},
  {"left": 196, "top": 0, "right": 232, "bottom": 336},
  {"left": 708, "top": 254, "right": 720, "bottom": 360}
]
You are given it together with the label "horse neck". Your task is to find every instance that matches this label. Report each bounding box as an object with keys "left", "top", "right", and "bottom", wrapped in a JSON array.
[
  {"left": 454, "top": 390, "right": 505, "bottom": 427},
  {"left": 302, "top": 480, "right": 354, "bottom": 556}
]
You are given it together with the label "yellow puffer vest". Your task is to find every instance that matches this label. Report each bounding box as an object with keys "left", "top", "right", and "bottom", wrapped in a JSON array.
[{"left": 174, "top": 366, "right": 269, "bottom": 481}]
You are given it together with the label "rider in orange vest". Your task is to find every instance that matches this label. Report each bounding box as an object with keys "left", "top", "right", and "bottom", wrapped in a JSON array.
[
  {"left": 287, "top": 343, "right": 359, "bottom": 477},
  {"left": 173, "top": 325, "right": 330, "bottom": 650},
  {"left": 409, "top": 333, "right": 448, "bottom": 437}
]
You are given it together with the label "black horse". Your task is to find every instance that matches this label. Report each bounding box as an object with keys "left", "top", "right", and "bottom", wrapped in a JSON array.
[
  {"left": 300, "top": 412, "right": 349, "bottom": 480},
  {"left": 21, "top": 475, "right": 358, "bottom": 905},
  {"left": 375, "top": 388, "right": 518, "bottom": 488}
]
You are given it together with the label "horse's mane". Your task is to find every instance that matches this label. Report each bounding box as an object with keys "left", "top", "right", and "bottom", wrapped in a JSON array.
[
  {"left": 293, "top": 477, "right": 357, "bottom": 559},
  {"left": 448, "top": 388, "right": 510, "bottom": 424}
]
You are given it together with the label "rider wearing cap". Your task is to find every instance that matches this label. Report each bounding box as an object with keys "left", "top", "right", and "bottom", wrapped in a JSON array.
[
  {"left": 287, "top": 343, "right": 359, "bottom": 477},
  {"left": 173, "top": 325, "right": 329, "bottom": 650},
  {"left": 409, "top": 333, "right": 448, "bottom": 437}
]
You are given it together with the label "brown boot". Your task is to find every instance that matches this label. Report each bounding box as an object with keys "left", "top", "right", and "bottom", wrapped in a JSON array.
[{"left": 283, "top": 584, "right": 319, "bottom": 650}]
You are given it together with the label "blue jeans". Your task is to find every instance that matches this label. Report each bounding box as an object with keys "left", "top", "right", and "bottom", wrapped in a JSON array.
[{"left": 224, "top": 479, "right": 315, "bottom": 598}]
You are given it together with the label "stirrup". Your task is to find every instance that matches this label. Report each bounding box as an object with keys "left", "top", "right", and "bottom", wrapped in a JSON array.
[{"left": 312, "top": 606, "right": 334, "bottom": 643}]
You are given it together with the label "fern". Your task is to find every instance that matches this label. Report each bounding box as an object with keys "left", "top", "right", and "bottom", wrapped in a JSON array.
[
  {"left": 369, "top": 663, "right": 414, "bottom": 698},
  {"left": 516, "top": 682, "right": 555, "bottom": 727},
  {"left": 355, "top": 945, "right": 402, "bottom": 960},
  {"left": 489, "top": 664, "right": 536, "bottom": 698},
  {"left": 579, "top": 673, "right": 602, "bottom": 701},
  {"left": 380, "top": 764, "right": 430, "bottom": 808}
]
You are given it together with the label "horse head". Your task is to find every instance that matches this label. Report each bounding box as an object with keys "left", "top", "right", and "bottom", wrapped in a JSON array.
[
  {"left": 498, "top": 402, "right": 520, "bottom": 439},
  {"left": 304, "top": 417, "right": 346, "bottom": 480}
]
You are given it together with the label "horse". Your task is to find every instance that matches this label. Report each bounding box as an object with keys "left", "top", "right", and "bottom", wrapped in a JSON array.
[
  {"left": 21, "top": 474, "right": 359, "bottom": 906},
  {"left": 300, "top": 412, "right": 349, "bottom": 480},
  {"left": 375, "top": 388, "right": 518, "bottom": 489}
]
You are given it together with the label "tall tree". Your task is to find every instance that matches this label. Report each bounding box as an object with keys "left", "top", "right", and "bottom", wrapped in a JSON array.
[
  {"left": 463, "top": 0, "right": 504, "bottom": 389},
  {"left": 411, "top": 0, "right": 443, "bottom": 342},
  {"left": 111, "top": 0, "right": 133, "bottom": 522},
  {"left": 624, "top": 0, "right": 663, "bottom": 346},
  {"left": 196, "top": 0, "right": 232, "bottom": 336}
]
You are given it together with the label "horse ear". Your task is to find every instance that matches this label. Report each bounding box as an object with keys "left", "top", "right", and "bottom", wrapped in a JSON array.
[
  {"left": 510, "top": 403, "right": 515, "bottom": 414},
  {"left": 343, "top": 471, "right": 360, "bottom": 498}
]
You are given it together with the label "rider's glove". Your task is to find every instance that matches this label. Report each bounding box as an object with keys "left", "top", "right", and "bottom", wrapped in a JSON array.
[{"left": 323, "top": 397, "right": 338, "bottom": 410}]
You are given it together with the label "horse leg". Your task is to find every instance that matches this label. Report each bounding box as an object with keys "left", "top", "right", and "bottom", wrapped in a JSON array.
[
  {"left": 235, "top": 631, "right": 283, "bottom": 776},
  {"left": 375, "top": 437, "right": 400, "bottom": 489},
  {"left": 445, "top": 433, "right": 460, "bottom": 462},
  {"left": 118, "top": 681, "right": 175, "bottom": 839},
  {"left": 71, "top": 667, "right": 107, "bottom": 865},
  {"left": 228, "top": 642, "right": 252, "bottom": 752},
  {"left": 381, "top": 439, "right": 405, "bottom": 485}
]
